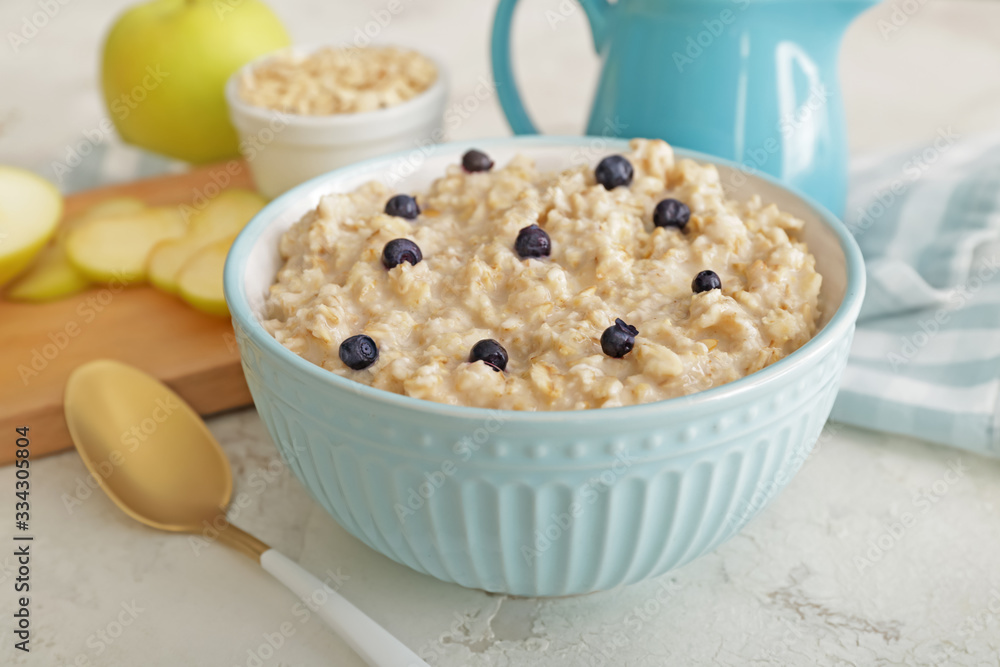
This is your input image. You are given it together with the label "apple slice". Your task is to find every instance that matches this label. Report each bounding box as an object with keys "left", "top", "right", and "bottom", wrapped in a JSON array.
[
  {"left": 8, "top": 198, "right": 150, "bottom": 302},
  {"left": 189, "top": 189, "right": 266, "bottom": 236},
  {"left": 149, "top": 189, "right": 265, "bottom": 294},
  {"left": 66, "top": 206, "right": 186, "bottom": 284},
  {"left": 58, "top": 196, "right": 146, "bottom": 241},
  {"left": 177, "top": 236, "right": 235, "bottom": 316},
  {"left": 148, "top": 236, "right": 206, "bottom": 294},
  {"left": 81, "top": 196, "right": 147, "bottom": 218},
  {"left": 5, "top": 244, "right": 91, "bottom": 302},
  {"left": 0, "top": 166, "right": 63, "bottom": 287}
]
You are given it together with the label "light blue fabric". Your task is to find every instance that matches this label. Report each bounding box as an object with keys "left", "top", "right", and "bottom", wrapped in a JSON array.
[{"left": 831, "top": 129, "right": 1000, "bottom": 458}]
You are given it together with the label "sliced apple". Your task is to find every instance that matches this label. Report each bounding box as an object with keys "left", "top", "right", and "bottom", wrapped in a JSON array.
[
  {"left": 149, "top": 189, "right": 264, "bottom": 294},
  {"left": 177, "top": 236, "right": 234, "bottom": 316},
  {"left": 148, "top": 236, "right": 206, "bottom": 294},
  {"left": 189, "top": 189, "right": 266, "bottom": 237},
  {"left": 58, "top": 196, "right": 146, "bottom": 241},
  {"left": 5, "top": 244, "right": 91, "bottom": 302},
  {"left": 66, "top": 206, "right": 186, "bottom": 284},
  {"left": 81, "top": 196, "right": 147, "bottom": 218},
  {"left": 0, "top": 166, "right": 63, "bottom": 287}
]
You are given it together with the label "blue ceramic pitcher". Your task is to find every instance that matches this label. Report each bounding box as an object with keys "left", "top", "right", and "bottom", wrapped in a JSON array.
[{"left": 491, "top": 0, "right": 878, "bottom": 217}]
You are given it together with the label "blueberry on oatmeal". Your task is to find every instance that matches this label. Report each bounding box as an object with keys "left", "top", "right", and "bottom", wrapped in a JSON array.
[
  {"left": 340, "top": 335, "right": 379, "bottom": 370},
  {"left": 384, "top": 194, "right": 420, "bottom": 220},
  {"left": 514, "top": 224, "right": 551, "bottom": 259},
  {"left": 470, "top": 339, "right": 508, "bottom": 372},
  {"left": 595, "top": 155, "right": 634, "bottom": 190},
  {"left": 692, "top": 270, "right": 722, "bottom": 293},
  {"left": 382, "top": 239, "right": 423, "bottom": 269},
  {"left": 601, "top": 319, "right": 639, "bottom": 358},
  {"left": 653, "top": 198, "right": 691, "bottom": 229},
  {"left": 462, "top": 149, "right": 494, "bottom": 173}
]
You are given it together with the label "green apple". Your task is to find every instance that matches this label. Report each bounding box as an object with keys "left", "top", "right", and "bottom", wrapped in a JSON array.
[
  {"left": 0, "top": 166, "right": 63, "bottom": 287},
  {"left": 101, "top": 0, "right": 290, "bottom": 164}
]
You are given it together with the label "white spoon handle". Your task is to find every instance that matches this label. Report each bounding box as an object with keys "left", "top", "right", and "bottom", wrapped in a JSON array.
[{"left": 260, "top": 549, "right": 430, "bottom": 667}]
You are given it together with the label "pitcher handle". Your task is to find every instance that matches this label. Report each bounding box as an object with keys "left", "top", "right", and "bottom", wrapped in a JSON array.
[{"left": 491, "top": 0, "right": 613, "bottom": 134}]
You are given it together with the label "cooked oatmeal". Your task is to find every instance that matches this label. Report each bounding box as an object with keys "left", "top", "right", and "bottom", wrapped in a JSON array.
[
  {"left": 238, "top": 46, "right": 437, "bottom": 115},
  {"left": 263, "top": 139, "right": 822, "bottom": 410}
]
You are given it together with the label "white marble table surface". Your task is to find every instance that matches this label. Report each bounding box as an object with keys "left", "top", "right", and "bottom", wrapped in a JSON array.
[{"left": 3, "top": 1, "right": 1000, "bottom": 665}]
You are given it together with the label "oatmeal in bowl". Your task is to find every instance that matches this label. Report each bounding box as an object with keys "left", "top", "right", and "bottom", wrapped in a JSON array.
[
  {"left": 263, "top": 139, "right": 822, "bottom": 410},
  {"left": 224, "top": 137, "right": 864, "bottom": 597}
]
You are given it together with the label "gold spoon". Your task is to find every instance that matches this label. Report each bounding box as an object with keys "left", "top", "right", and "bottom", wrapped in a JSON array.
[{"left": 65, "top": 359, "right": 429, "bottom": 667}]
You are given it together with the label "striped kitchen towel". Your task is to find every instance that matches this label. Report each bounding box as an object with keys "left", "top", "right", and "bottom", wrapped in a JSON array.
[{"left": 830, "top": 128, "right": 1000, "bottom": 458}]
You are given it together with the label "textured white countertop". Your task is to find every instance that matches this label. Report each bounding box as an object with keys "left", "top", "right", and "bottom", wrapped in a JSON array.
[{"left": 3, "top": 1, "right": 1000, "bottom": 665}]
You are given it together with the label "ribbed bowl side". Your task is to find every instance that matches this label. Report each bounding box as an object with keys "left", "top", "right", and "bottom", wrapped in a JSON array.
[{"left": 237, "top": 322, "right": 853, "bottom": 596}]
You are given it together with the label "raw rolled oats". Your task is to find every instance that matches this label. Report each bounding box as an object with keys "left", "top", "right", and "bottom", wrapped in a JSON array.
[{"left": 238, "top": 46, "right": 437, "bottom": 115}]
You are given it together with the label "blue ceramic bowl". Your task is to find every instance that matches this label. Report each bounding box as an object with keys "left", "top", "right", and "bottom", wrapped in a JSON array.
[{"left": 225, "top": 137, "right": 865, "bottom": 597}]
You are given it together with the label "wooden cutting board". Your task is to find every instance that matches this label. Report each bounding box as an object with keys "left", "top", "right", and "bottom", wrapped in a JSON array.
[{"left": 0, "top": 162, "right": 258, "bottom": 464}]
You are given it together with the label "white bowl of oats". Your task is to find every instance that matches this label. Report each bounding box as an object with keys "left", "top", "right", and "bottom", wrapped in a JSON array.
[{"left": 225, "top": 44, "right": 448, "bottom": 198}]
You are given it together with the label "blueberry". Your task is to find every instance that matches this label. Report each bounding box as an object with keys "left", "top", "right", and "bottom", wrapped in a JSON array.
[
  {"left": 384, "top": 194, "right": 420, "bottom": 220},
  {"left": 382, "top": 238, "right": 423, "bottom": 269},
  {"left": 470, "top": 339, "right": 508, "bottom": 372},
  {"left": 595, "top": 155, "right": 634, "bottom": 190},
  {"left": 339, "top": 334, "right": 378, "bottom": 370},
  {"left": 514, "top": 224, "right": 551, "bottom": 259},
  {"left": 692, "top": 270, "right": 722, "bottom": 293},
  {"left": 601, "top": 318, "right": 639, "bottom": 358},
  {"left": 653, "top": 198, "right": 691, "bottom": 229},
  {"left": 462, "top": 149, "right": 494, "bottom": 173}
]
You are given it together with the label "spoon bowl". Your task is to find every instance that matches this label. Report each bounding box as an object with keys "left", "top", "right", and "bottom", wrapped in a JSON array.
[{"left": 65, "top": 359, "right": 232, "bottom": 532}]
